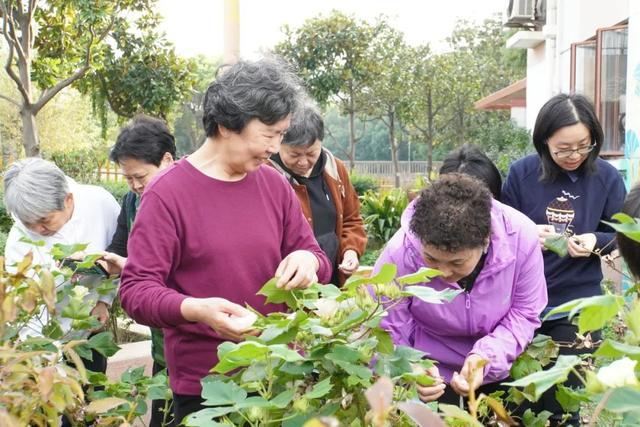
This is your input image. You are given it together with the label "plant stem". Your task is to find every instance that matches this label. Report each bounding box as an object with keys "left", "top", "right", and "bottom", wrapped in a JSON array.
[
  {"left": 570, "top": 367, "right": 588, "bottom": 387},
  {"left": 587, "top": 388, "right": 613, "bottom": 427}
]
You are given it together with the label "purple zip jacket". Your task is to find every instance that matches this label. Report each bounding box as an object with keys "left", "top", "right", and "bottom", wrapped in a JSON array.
[{"left": 375, "top": 198, "right": 547, "bottom": 383}]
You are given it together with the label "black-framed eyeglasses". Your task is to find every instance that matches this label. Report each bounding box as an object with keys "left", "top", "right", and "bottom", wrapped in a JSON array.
[{"left": 552, "top": 143, "right": 596, "bottom": 159}]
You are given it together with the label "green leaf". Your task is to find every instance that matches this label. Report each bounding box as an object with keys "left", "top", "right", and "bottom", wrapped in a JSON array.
[
  {"left": 18, "top": 236, "right": 46, "bottom": 247},
  {"left": 544, "top": 294, "right": 624, "bottom": 334},
  {"left": 572, "top": 295, "right": 624, "bottom": 334},
  {"left": 185, "top": 407, "right": 235, "bottom": 426},
  {"left": 270, "top": 389, "right": 295, "bottom": 408},
  {"left": 75, "top": 254, "right": 104, "bottom": 269},
  {"left": 329, "top": 359, "right": 372, "bottom": 381},
  {"left": 201, "top": 380, "right": 247, "bottom": 406},
  {"left": 121, "top": 366, "right": 146, "bottom": 383},
  {"left": 42, "top": 319, "right": 64, "bottom": 340},
  {"left": 367, "top": 263, "right": 397, "bottom": 285},
  {"left": 438, "top": 404, "right": 483, "bottom": 426},
  {"left": 307, "top": 283, "right": 341, "bottom": 298},
  {"left": 396, "top": 267, "right": 443, "bottom": 285},
  {"left": 521, "top": 409, "right": 552, "bottom": 427},
  {"left": 594, "top": 339, "right": 640, "bottom": 361},
  {"left": 510, "top": 353, "right": 542, "bottom": 380},
  {"left": 61, "top": 297, "right": 93, "bottom": 319},
  {"left": 87, "top": 332, "right": 121, "bottom": 357},
  {"left": 326, "top": 345, "right": 362, "bottom": 363},
  {"left": 555, "top": 385, "right": 589, "bottom": 413},
  {"left": 504, "top": 355, "right": 581, "bottom": 401},
  {"left": 345, "top": 263, "right": 397, "bottom": 291},
  {"left": 605, "top": 387, "right": 640, "bottom": 413},
  {"left": 402, "top": 285, "right": 461, "bottom": 304},
  {"left": 279, "top": 361, "right": 314, "bottom": 376},
  {"left": 603, "top": 214, "right": 640, "bottom": 243},
  {"left": 304, "top": 377, "right": 333, "bottom": 399},
  {"left": 50, "top": 243, "right": 89, "bottom": 260},
  {"left": 213, "top": 341, "right": 269, "bottom": 374},
  {"left": 543, "top": 234, "right": 568, "bottom": 257},
  {"left": 372, "top": 329, "right": 394, "bottom": 355},
  {"left": 269, "top": 344, "right": 304, "bottom": 362},
  {"left": 257, "top": 278, "right": 297, "bottom": 308}
]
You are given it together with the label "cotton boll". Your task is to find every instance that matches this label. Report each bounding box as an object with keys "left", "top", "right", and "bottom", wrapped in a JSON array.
[
  {"left": 596, "top": 357, "right": 639, "bottom": 388},
  {"left": 231, "top": 312, "right": 258, "bottom": 331}
]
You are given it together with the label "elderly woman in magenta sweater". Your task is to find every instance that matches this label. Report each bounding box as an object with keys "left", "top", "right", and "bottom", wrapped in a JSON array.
[
  {"left": 118, "top": 59, "right": 332, "bottom": 423},
  {"left": 374, "top": 173, "right": 547, "bottom": 404}
]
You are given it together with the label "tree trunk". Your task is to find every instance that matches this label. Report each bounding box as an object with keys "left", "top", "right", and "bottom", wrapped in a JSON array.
[
  {"left": 15, "top": 10, "right": 39, "bottom": 157},
  {"left": 426, "top": 86, "right": 434, "bottom": 180},
  {"left": 347, "top": 87, "right": 356, "bottom": 171},
  {"left": 20, "top": 107, "right": 40, "bottom": 157},
  {"left": 388, "top": 107, "right": 400, "bottom": 188}
]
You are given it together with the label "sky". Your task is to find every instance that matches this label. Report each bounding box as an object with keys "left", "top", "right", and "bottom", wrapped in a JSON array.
[{"left": 157, "top": 0, "right": 506, "bottom": 59}]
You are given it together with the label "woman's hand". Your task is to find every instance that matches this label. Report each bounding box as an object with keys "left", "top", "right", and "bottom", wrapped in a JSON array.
[
  {"left": 90, "top": 301, "right": 110, "bottom": 332},
  {"left": 450, "top": 354, "right": 485, "bottom": 397},
  {"left": 99, "top": 252, "right": 127, "bottom": 276},
  {"left": 338, "top": 249, "right": 360, "bottom": 274},
  {"left": 275, "top": 250, "right": 319, "bottom": 290},
  {"left": 567, "top": 233, "right": 596, "bottom": 258},
  {"left": 417, "top": 365, "right": 446, "bottom": 402},
  {"left": 536, "top": 224, "right": 556, "bottom": 248},
  {"left": 180, "top": 297, "right": 258, "bottom": 341}
]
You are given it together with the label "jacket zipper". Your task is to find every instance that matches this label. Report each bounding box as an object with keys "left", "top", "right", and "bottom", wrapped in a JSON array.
[{"left": 465, "top": 292, "right": 471, "bottom": 335}]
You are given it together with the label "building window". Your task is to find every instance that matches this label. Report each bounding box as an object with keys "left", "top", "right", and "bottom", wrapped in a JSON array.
[
  {"left": 570, "top": 40, "right": 596, "bottom": 105},
  {"left": 571, "top": 23, "right": 628, "bottom": 157}
]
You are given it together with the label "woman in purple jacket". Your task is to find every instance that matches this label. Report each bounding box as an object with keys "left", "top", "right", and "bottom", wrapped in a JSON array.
[{"left": 375, "top": 173, "right": 547, "bottom": 404}]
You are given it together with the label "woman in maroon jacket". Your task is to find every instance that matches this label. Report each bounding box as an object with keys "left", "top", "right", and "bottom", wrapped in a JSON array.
[{"left": 118, "top": 59, "right": 332, "bottom": 424}]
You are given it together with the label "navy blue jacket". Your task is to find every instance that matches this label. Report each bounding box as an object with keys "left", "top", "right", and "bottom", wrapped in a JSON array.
[{"left": 502, "top": 154, "right": 626, "bottom": 308}]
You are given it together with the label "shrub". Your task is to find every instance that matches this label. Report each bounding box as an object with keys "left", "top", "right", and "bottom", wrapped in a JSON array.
[
  {"left": 0, "top": 243, "right": 168, "bottom": 424},
  {"left": 349, "top": 172, "right": 380, "bottom": 196},
  {"left": 360, "top": 189, "right": 408, "bottom": 246},
  {"left": 93, "top": 180, "right": 131, "bottom": 204},
  {"left": 46, "top": 147, "right": 109, "bottom": 183}
]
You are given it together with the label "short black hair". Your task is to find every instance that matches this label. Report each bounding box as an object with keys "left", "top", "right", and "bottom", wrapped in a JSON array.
[
  {"left": 411, "top": 173, "right": 492, "bottom": 252},
  {"left": 283, "top": 102, "right": 324, "bottom": 147},
  {"left": 202, "top": 58, "right": 302, "bottom": 138},
  {"left": 439, "top": 144, "right": 502, "bottom": 199},
  {"left": 617, "top": 184, "right": 640, "bottom": 279},
  {"left": 110, "top": 115, "right": 176, "bottom": 166},
  {"left": 533, "top": 93, "right": 603, "bottom": 182}
]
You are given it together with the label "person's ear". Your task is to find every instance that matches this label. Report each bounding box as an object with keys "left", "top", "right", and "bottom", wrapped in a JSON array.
[
  {"left": 483, "top": 238, "right": 490, "bottom": 254},
  {"left": 160, "top": 152, "right": 174, "bottom": 169}
]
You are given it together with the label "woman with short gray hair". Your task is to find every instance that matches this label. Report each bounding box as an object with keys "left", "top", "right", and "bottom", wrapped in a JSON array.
[
  {"left": 269, "top": 102, "right": 367, "bottom": 285},
  {"left": 4, "top": 158, "right": 70, "bottom": 233},
  {"left": 3, "top": 156, "right": 120, "bottom": 382},
  {"left": 118, "top": 58, "right": 332, "bottom": 422}
]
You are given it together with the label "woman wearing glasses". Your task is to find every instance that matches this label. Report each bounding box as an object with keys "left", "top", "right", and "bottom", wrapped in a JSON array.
[{"left": 502, "top": 93, "right": 626, "bottom": 425}]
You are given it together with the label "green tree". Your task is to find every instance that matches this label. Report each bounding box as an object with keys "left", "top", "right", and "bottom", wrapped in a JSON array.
[
  {"left": 274, "top": 11, "right": 381, "bottom": 170},
  {"left": 362, "top": 22, "right": 413, "bottom": 187},
  {"left": 0, "top": 0, "right": 194, "bottom": 156},
  {"left": 172, "top": 55, "right": 221, "bottom": 156}
]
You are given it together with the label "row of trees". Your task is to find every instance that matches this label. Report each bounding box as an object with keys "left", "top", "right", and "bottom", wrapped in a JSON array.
[
  {"left": 275, "top": 12, "right": 530, "bottom": 184},
  {"left": 0, "top": 0, "right": 195, "bottom": 157},
  {"left": 1, "top": 4, "right": 531, "bottom": 184}
]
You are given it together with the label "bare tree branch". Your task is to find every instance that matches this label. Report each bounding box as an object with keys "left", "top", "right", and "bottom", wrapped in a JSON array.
[
  {"left": 0, "top": 93, "right": 20, "bottom": 107},
  {"left": 1, "top": 2, "right": 30, "bottom": 104},
  {"left": 6, "top": 6, "right": 27, "bottom": 64},
  {"left": 324, "top": 127, "right": 351, "bottom": 159}
]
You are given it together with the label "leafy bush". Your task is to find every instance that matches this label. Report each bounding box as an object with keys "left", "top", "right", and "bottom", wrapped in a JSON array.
[
  {"left": 187, "top": 265, "right": 478, "bottom": 426},
  {"left": 47, "top": 147, "right": 109, "bottom": 183},
  {"left": 350, "top": 172, "right": 380, "bottom": 196},
  {"left": 0, "top": 243, "right": 168, "bottom": 425},
  {"left": 360, "top": 189, "right": 408, "bottom": 246},
  {"left": 93, "top": 180, "right": 131, "bottom": 204}
]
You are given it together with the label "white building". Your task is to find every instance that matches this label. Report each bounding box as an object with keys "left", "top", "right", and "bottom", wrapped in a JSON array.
[{"left": 478, "top": 0, "right": 640, "bottom": 186}]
